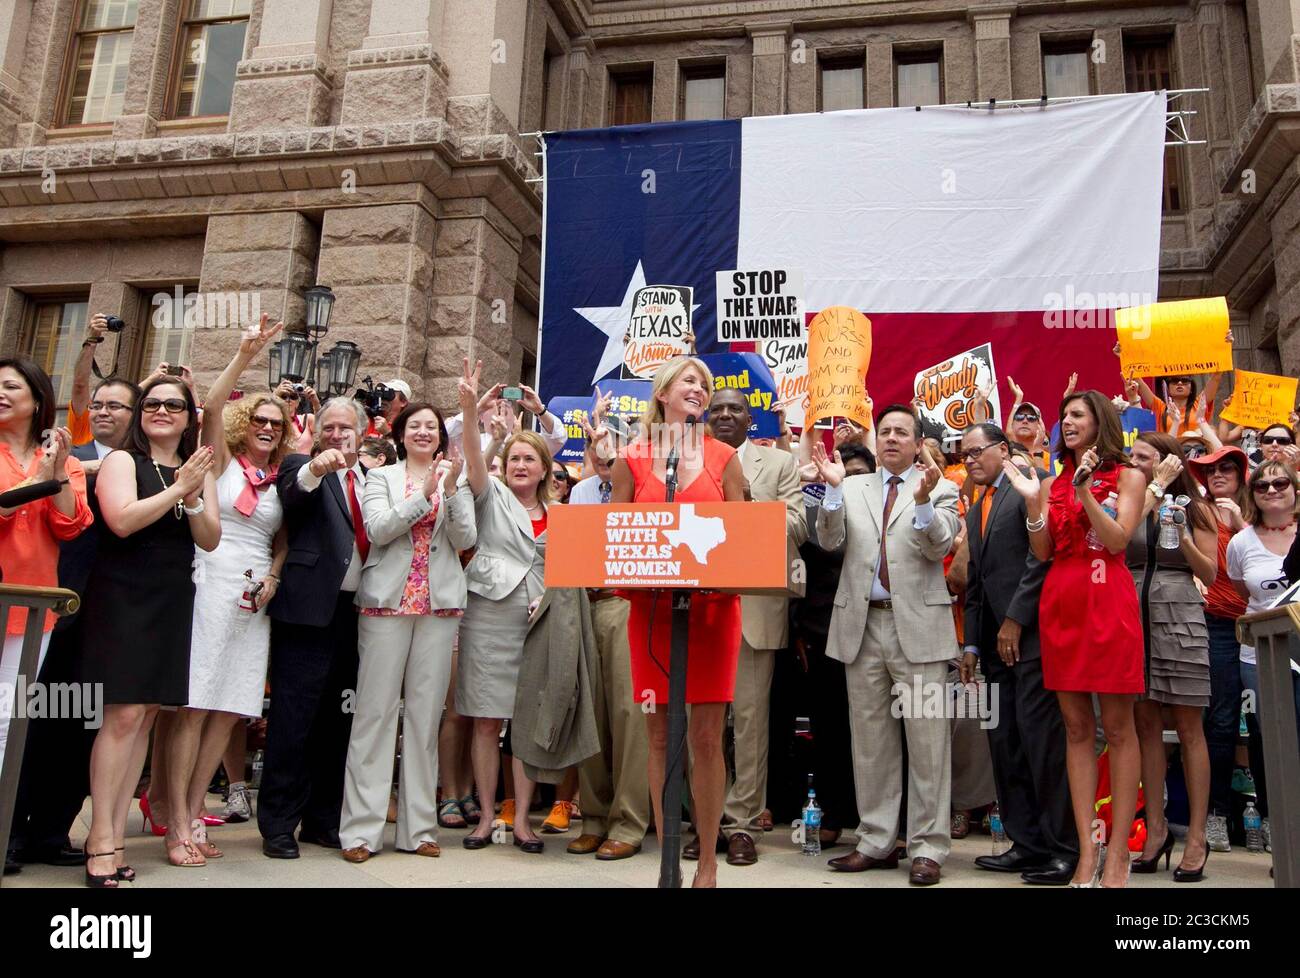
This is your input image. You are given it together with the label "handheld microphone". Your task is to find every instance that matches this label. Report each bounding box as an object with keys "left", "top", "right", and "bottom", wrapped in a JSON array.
[{"left": 0, "top": 479, "right": 65, "bottom": 509}]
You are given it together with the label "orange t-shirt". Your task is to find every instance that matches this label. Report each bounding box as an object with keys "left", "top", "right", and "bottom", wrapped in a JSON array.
[
  {"left": 1150, "top": 395, "right": 1200, "bottom": 437},
  {"left": 67, "top": 403, "right": 92, "bottom": 446},
  {"left": 0, "top": 444, "right": 94, "bottom": 634}
]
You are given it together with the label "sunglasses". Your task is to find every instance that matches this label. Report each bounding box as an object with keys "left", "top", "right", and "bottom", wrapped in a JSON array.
[
  {"left": 1012, "top": 412, "right": 1038, "bottom": 423},
  {"left": 1167, "top": 378, "right": 1192, "bottom": 386},
  {"left": 140, "top": 397, "right": 187, "bottom": 414},
  {"left": 89, "top": 400, "right": 131, "bottom": 413},
  {"left": 1252, "top": 478, "right": 1295, "bottom": 494},
  {"left": 1261, "top": 434, "right": 1294, "bottom": 446},
  {"left": 1206, "top": 461, "right": 1240, "bottom": 476},
  {"left": 552, "top": 471, "right": 568, "bottom": 481},
  {"left": 251, "top": 416, "right": 285, "bottom": 432}
]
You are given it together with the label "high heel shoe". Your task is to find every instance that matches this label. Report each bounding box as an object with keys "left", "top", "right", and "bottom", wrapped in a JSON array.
[
  {"left": 1173, "top": 847, "right": 1209, "bottom": 883},
  {"left": 85, "top": 851, "right": 119, "bottom": 888},
  {"left": 1131, "top": 827, "right": 1174, "bottom": 873},
  {"left": 139, "top": 794, "right": 167, "bottom": 837},
  {"left": 113, "top": 847, "right": 135, "bottom": 883},
  {"left": 190, "top": 818, "right": 223, "bottom": 859},
  {"left": 1069, "top": 842, "right": 1102, "bottom": 888},
  {"left": 1101, "top": 852, "right": 1131, "bottom": 888}
]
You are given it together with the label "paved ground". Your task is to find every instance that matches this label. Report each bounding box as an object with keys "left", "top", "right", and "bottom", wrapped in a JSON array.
[{"left": 5, "top": 795, "right": 1275, "bottom": 888}]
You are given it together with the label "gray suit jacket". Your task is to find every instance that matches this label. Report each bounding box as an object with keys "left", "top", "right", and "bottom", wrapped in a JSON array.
[
  {"left": 464, "top": 478, "right": 546, "bottom": 601},
  {"left": 740, "top": 443, "right": 808, "bottom": 650},
  {"left": 357, "top": 461, "right": 476, "bottom": 611},
  {"left": 962, "top": 477, "right": 1048, "bottom": 662},
  {"left": 816, "top": 467, "right": 960, "bottom": 665},
  {"left": 512, "top": 587, "right": 600, "bottom": 784}
]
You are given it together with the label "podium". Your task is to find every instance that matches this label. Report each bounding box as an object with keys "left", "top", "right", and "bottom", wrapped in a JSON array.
[
  {"left": 546, "top": 500, "right": 791, "bottom": 887},
  {"left": 1236, "top": 603, "right": 1300, "bottom": 888}
]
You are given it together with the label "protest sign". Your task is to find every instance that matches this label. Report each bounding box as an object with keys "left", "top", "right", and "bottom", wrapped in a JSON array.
[
  {"left": 698, "top": 352, "right": 780, "bottom": 438},
  {"left": 716, "top": 269, "right": 804, "bottom": 343},
  {"left": 912, "top": 343, "right": 1000, "bottom": 442},
  {"left": 546, "top": 396, "right": 594, "bottom": 464},
  {"left": 622, "top": 285, "right": 693, "bottom": 379},
  {"left": 1220, "top": 369, "right": 1299, "bottom": 430},
  {"left": 1116, "top": 297, "right": 1232, "bottom": 378},
  {"left": 806, "top": 306, "right": 873, "bottom": 427}
]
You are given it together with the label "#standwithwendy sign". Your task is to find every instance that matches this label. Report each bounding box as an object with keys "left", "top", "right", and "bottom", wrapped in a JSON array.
[{"left": 538, "top": 94, "right": 1167, "bottom": 428}]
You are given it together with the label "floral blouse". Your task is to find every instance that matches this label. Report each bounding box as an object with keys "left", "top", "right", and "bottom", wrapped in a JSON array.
[{"left": 362, "top": 472, "right": 462, "bottom": 619}]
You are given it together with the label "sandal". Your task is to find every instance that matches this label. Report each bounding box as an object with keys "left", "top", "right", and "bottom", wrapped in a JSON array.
[
  {"left": 85, "top": 850, "right": 119, "bottom": 888},
  {"left": 166, "top": 837, "right": 205, "bottom": 867},
  {"left": 460, "top": 795, "right": 482, "bottom": 826},
  {"left": 113, "top": 847, "right": 136, "bottom": 882},
  {"left": 438, "top": 798, "right": 467, "bottom": 829},
  {"left": 190, "top": 818, "right": 223, "bottom": 859}
]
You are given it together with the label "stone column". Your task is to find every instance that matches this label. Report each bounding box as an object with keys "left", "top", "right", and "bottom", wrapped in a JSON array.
[
  {"left": 866, "top": 41, "right": 892, "bottom": 108},
  {"left": 228, "top": 0, "right": 334, "bottom": 132},
  {"left": 1093, "top": 28, "right": 1126, "bottom": 94},
  {"left": 428, "top": 199, "right": 522, "bottom": 408},
  {"left": 563, "top": 37, "right": 595, "bottom": 131},
  {"left": 1257, "top": 0, "right": 1300, "bottom": 84},
  {"left": 0, "top": 0, "right": 32, "bottom": 145},
  {"left": 651, "top": 58, "right": 676, "bottom": 123},
  {"left": 749, "top": 23, "right": 790, "bottom": 117},
  {"left": 970, "top": 6, "right": 1014, "bottom": 102},
  {"left": 441, "top": 0, "right": 529, "bottom": 139},
  {"left": 192, "top": 212, "right": 320, "bottom": 389},
  {"left": 112, "top": 0, "right": 184, "bottom": 140},
  {"left": 1273, "top": 185, "right": 1300, "bottom": 377},
  {"left": 316, "top": 203, "right": 438, "bottom": 398},
  {"left": 340, "top": 0, "right": 449, "bottom": 125}
]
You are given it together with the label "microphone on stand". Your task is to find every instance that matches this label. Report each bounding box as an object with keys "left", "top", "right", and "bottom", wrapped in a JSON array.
[{"left": 663, "top": 414, "right": 696, "bottom": 504}]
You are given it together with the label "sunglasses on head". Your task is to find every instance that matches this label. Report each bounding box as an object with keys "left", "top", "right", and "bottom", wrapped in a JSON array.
[
  {"left": 1261, "top": 434, "right": 1294, "bottom": 446},
  {"left": 140, "top": 397, "right": 187, "bottom": 414},
  {"left": 1253, "top": 477, "right": 1295, "bottom": 494}
]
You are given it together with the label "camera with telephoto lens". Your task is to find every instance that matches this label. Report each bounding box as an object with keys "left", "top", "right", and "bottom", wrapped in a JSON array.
[
  {"left": 353, "top": 377, "right": 397, "bottom": 418},
  {"left": 104, "top": 315, "right": 125, "bottom": 333}
]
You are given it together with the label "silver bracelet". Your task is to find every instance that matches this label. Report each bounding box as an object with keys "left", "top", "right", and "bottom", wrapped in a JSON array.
[
  {"left": 182, "top": 497, "right": 206, "bottom": 516},
  {"left": 1025, "top": 515, "right": 1046, "bottom": 532}
]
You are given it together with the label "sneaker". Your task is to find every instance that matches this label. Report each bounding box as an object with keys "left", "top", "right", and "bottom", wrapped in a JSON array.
[
  {"left": 1262, "top": 817, "right": 1271, "bottom": 853},
  {"left": 1206, "top": 814, "right": 1231, "bottom": 853},
  {"left": 541, "top": 801, "right": 575, "bottom": 834},
  {"left": 224, "top": 783, "right": 252, "bottom": 823},
  {"left": 1231, "top": 768, "right": 1256, "bottom": 796},
  {"left": 497, "top": 799, "right": 515, "bottom": 829}
]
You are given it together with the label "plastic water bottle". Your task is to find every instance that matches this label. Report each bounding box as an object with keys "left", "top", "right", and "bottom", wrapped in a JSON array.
[
  {"left": 250, "top": 749, "right": 264, "bottom": 790},
  {"left": 802, "top": 784, "right": 823, "bottom": 856},
  {"left": 1244, "top": 802, "right": 1263, "bottom": 853},
  {"left": 989, "top": 802, "right": 1008, "bottom": 855},
  {"left": 1158, "top": 495, "right": 1180, "bottom": 549},
  {"left": 1086, "top": 492, "right": 1119, "bottom": 550}
]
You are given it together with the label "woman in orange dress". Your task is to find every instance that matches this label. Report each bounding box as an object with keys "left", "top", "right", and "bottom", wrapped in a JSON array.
[{"left": 610, "top": 356, "right": 746, "bottom": 888}]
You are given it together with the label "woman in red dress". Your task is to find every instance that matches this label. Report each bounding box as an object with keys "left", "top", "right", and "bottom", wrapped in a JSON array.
[
  {"left": 1003, "top": 390, "right": 1146, "bottom": 888},
  {"left": 611, "top": 356, "right": 745, "bottom": 888}
]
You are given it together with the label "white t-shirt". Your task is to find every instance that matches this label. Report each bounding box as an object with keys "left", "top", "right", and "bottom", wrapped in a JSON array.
[{"left": 1225, "top": 525, "right": 1292, "bottom": 665}]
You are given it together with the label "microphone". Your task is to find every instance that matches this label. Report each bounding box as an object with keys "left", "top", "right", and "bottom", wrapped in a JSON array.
[
  {"left": 663, "top": 415, "right": 695, "bottom": 504},
  {"left": 0, "top": 479, "right": 65, "bottom": 509}
]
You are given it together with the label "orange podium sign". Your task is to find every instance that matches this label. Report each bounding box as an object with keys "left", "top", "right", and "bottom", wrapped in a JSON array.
[{"left": 544, "top": 501, "right": 789, "bottom": 593}]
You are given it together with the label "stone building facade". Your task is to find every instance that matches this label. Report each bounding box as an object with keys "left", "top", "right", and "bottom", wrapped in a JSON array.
[{"left": 0, "top": 0, "right": 1296, "bottom": 415}]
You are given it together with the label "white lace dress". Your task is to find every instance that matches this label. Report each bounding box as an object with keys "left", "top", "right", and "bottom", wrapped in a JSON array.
[{"left": 187, "top": 458, "right": 283, "bottom": 716}]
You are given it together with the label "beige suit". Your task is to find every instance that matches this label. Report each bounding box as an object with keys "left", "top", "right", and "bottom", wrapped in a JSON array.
[
  {"left": 815, "top": 466, "right": 959, "bottom": 865},
  {"left": 722, "top": 442, "right": 808, "bottom": 840}
]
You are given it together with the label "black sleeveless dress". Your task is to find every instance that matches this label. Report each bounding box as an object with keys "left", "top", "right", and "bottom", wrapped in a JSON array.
[{"left": 76, "top": 451, "right": 197, "bottom": 705}]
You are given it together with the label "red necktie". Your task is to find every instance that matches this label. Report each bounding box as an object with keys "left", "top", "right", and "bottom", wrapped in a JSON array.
[
  {"left": 345, "top": 470, "right": 370, "bottom": 564},
  {"left": 878, "top": 475, "right": 902, "bottom": 594}
]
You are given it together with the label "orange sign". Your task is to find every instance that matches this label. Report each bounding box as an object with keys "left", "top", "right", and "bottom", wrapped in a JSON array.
[
  {"left": 806, "top": 306, "right": 873, "bottom": 427},
  {"left": 544, "top": 502, "right": 789, "bottom": 593}
]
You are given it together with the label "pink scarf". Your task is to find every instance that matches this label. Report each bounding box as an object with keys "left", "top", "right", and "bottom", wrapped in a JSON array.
[{"left": 235, "top": 456, "right": 279, "bottom": 517}]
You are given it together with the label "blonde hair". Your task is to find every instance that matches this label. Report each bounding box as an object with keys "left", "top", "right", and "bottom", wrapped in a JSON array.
[
  {"left": 225, "top": 394, "right": 295, "bottom": 466},
  {"left": 498, "top": 429, "right": 553, "bottom": 506},
  {"left": 640, "top": 356, "right": 715, "bottom": 434},
  {"left": 1244, "top": 460, "right": 1300, "bottom": 524}
]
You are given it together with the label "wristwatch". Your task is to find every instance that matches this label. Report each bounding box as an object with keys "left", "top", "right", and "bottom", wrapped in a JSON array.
[
  {"left": 82, "top": 336, "right": 104, "bottom": 347},
  {"left": 1147, "top": 482, "right": 1164, "bottom": 498}
]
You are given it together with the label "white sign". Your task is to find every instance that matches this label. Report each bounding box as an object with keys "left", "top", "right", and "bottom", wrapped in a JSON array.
[
  {"left": 716, "top": 269, "right": 804, "bottom": 343},
  {"left": 912, "top": 342, "right": 1001, "bottom": 442},
  {"left": 622, "top": 285, "right": 693, "bottom": 379}
]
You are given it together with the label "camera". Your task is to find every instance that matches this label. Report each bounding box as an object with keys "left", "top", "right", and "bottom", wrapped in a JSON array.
[
  {"left": 104, "top": 315, "right": 125, "bottom": 333},
  {"left": 353, "top": 377, "right": 396, "bottom": 418}
]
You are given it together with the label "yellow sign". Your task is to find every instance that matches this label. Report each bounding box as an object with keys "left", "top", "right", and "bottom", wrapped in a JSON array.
[
  {"left": 806, "top": 306, "right": 873, "bottom": 427},
  {"left": 1220, "top": 369, "right": 1299, "bottom": 430},
  {"left": 1116, "top": 297, "right": 1232, "bottom": 378}
]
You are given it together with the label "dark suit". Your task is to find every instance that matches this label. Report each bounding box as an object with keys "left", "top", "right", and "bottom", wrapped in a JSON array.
[
  {"left": 964, "top": 473, "right": 1075, "bottom": 863},
  {"left": 10, "top": 442, "right": 102, "bottom": 857},
  {"left": 257, "top": 454, "right": 360, "bottom": 840}
]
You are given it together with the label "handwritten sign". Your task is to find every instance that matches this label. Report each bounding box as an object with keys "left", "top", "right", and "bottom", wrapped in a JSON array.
[
  {"left": 622, "top": 285, "right": 692, "bottom": 379},
  {"left": 716, "top": 269, "right": 804, "bottom": 343},
  {"left": 1220, "top": 369, "right": 1299, "bottom": 430},
  {"left": 698, "top": 352, "right": 780, "bottom": 438},
  {"left": 1116, "top": 297, "right": 1232, "bottom": 378},
  {"left": 806, "top": 306, "right": 873, "bottom": 427},
  {"left": 913, "top": 343, "right": 1000, "bottom": 441}
]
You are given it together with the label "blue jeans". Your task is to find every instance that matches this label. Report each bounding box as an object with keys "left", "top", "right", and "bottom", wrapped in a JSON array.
[
  {"left": 1240, "top": 658, "right": 1300, "bottom": 818},
  {"left": 1203, "top": 614, "right": 1243, "bottom": 817}
]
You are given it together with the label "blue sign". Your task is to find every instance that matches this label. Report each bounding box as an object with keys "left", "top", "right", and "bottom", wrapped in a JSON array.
[{"left": 698, "top": 352, "right": 780, "bottom": 438}]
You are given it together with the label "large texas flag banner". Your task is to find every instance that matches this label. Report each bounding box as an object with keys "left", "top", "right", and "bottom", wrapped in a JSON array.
[{"left": 538, "top": 92, "right": 1167, "bottom": 429}]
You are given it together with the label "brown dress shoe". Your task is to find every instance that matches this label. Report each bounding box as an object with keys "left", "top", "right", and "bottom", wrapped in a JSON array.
[
  {"left": 567, "top": 833, "right": 605, "bottom": 855},
  {"left": 827, "top": 849, "right": 900, "bottom": 872},
  {"left": 341, "top": 846, "right": 372, "bottom": 864},
  {"left": 595, "top": 839, "right": 641, "bottom": 860},
  {"left": 726, "top": 832, "right": 758, "bottom": 866},
  {"left": 909, "top": 856, "right": 941, "bottom": 885},
  {"left": 410, "top": 842, "right": 440, "bottom": 857},
  {"left": 682, "top": 834, "right": 726, "bottom": 860}
]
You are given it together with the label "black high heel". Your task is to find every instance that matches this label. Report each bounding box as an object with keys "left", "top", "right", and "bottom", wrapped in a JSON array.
[
  {"left": 85, "top": 851, "right": 119, "bottom": 889},
  {"left": 1131, "top": 827, "right": 1174, "bottom": 873},
  {"left": 1173, "top": 847, "right": 1209, "bottom": 882},
  {"left": 113, "top": 847, "right": 135, "bottom": 882}
]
